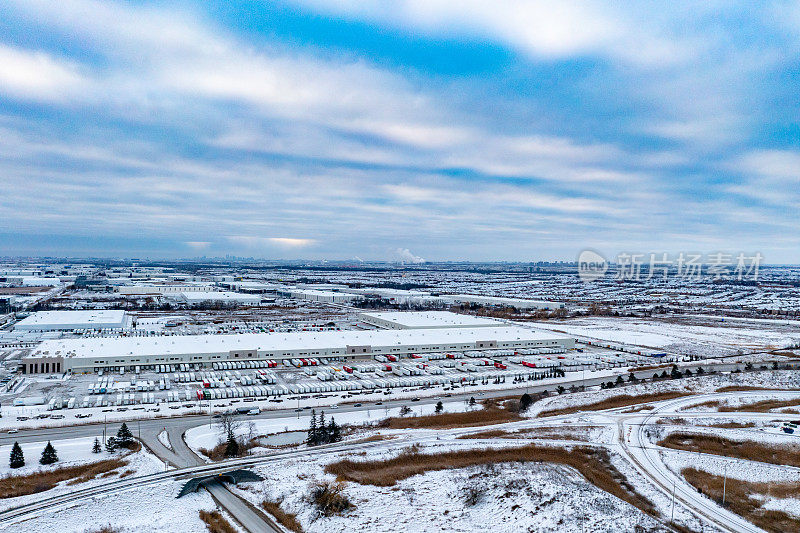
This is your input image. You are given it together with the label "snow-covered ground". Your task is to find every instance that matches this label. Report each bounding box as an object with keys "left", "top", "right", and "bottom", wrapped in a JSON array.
[
  {"left": 157, "top": 429, "right": 171, "bottom": 450},
  {"left": 532, "top": 316, "right": 800, "bottom": 356},
  {"left": 0, "top": 436, "right": 110, "bottom": 477},
  {"left": 529, "top": 370, "right": 800, "bottom": 417},
  {"left": 0, "top": 480, "right": 240, "bottom": 533},
  {"left": 0, "top": 438, "right": 164, "bottom": 513},
  {"left": 232, "top": 440, "right": 670, "bottom": 533}
]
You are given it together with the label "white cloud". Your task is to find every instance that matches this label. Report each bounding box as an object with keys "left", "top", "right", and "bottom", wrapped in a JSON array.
[
  {"left": 227, "top": 236, "right": 317, "bottom": 249},
  {"left": 292, "top": 0, "right": 692, "bottom": 66},
  {"left": 0, "top": 44, "right": 87, "bottom": 102},
  {"left": 185, "top": 241, "right": 211, "bottom": 250}
]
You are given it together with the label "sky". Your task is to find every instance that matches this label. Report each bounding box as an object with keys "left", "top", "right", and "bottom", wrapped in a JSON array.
[{"left": 0, "top": 1, "right": 798, "bottom": 263}]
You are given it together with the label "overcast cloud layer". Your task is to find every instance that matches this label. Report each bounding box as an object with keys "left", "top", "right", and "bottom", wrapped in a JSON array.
[{"left": 1, "top": 1, "right": 798, "bottom": 262}]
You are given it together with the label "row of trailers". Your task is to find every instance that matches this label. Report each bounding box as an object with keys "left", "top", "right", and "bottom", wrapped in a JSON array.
[{"left": 48, "top": 393, "right": 158, "bottom": 410}]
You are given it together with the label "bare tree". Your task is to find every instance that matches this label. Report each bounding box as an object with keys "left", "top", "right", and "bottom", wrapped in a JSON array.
[{"left": 215, "top": 412, "right": 243, "bottom": 442}]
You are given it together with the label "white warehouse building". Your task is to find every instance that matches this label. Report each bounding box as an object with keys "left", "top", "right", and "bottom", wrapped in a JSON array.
[
  {"left": 360, "top": 311, "right": 503, "bottom": 329},
  {"left": 21, "top": 325, "right": 575, "bottom": 374},
  {"left": 14, "top": 310, "right": 131, "bottom": 332}
]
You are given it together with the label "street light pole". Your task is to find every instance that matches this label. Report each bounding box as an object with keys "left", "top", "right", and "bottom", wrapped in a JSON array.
[
  {"left": 670, "top": 480, "right": 676, "bottom": 522},
  {"left": 722, "top": 464, "right": 728, "bottom": 507}
]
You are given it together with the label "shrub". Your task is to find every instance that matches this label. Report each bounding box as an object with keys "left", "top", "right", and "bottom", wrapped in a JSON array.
[
  {"left": 309, "top": 481, "right": 353, "bottom": 516},
  {"left": 198, "top": 510, "right": 236, "bottom": 533}
]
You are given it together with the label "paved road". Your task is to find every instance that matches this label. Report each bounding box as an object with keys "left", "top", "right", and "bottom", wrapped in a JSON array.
[{"left": 138, "top": 411, "right": 281, "bottom": 533}]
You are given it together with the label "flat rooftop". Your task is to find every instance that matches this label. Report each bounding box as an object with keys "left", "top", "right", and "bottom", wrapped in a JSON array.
[
  {"left": 360, "top": 311, "right": 502, "bottom": 328},
  {"left": 15, "top": 310, "right": 128, "bottom": 330},
  {"left": 30, "top": 326, "right": 572, "bottom": 359}
]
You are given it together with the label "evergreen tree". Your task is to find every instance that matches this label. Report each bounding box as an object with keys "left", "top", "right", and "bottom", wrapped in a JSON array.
[
  {"left": 615, "top": 375, "right": 625, "bottom": 386},
  {"left": 519, "top": 393, "right": 533, "bottom": 412},
  {"left": 116, "top": 423, "right": 134, "bottom": 447},
  {"left": 40, "top": 441, "right": 58, "bottom": 465},
  {"left": 9, "top": 441, "right": 24, "bottom": 469},
  {"left": 435, "top": 401, "right": 443, "bottom": 414},
  {"left": 92, "top": 438, "right": 102, "bottom": 454},
  {"left": 224, "top": 434, "right": 239, "bottom": 457},
  {"left": 106, "top": 436, "right": 117, "bottom": 453},
  {"left": 468, "top": 397, "right": 476, "bottom": 407},
  {"left": 308, "top": 410, "right": 318, "bottom": 446},
  {"left": 318, "top": 411, "right": 328, "bottom": 444},
  {"left": 328, "top": 418, "right": 341, "bottom": 443}
]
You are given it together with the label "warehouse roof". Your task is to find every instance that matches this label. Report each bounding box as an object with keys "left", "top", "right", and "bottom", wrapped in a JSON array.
[
  {"left": 31, "top": 326, "right": 571, "bottom": 359},
  {"left": 360, "top": 311, "right": 502, "bottom": 328},
  {"left": 15, "top": 310, "right": 128, "bottom": 330}
]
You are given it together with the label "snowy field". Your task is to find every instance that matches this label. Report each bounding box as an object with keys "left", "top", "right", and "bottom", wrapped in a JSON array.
[
  {"left": 529, "top": 370, "right": 800, "bottom": 417},
  {"left": 0, "top": 480, "right": 239, "bottom": 533},
  {"left": 0, "top": 436, "right": 117, "bottom": 477},
  {"left": 0, "top": 438, "right": 164, "bottom": 513},
  {"left": 532, "top": 316, "right": 800, "bottom": 356},
  {"left": 232, "top": 440, "right": 671, "bottom": 533}
]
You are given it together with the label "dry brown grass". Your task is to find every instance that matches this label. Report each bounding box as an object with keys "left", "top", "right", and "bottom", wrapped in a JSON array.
[
  {"left": 719, "top": 398, "right": 800, "bottom": 413},
  {"left": 457, "top": 429, "right": 512, "bottom": 439},
  {"left": 715, "top": 385, "right": 789, "bottom": 392},
  {"left": 706, "top": 421, "right": 756, "bottom": 429},
  {"left": 309, "top": 480, "right": 353, "bottom": 516},
  {"left": 325, "top": 444, "right": 657, "bottom": 517},
  {"left": 378, "top": 402, "right": 522, "bottom": 430},
  {"left": 261, "top": 499, "right": 303, "bottom": 532},
  {"left": 684, "top": 399, "right": 722, "bottom": 411},
  {"left": 682, "top": 468, "right": 800, "bottom": 533},
  {"left": 0, "top": 458, "right": 129, "bottom": 498},
  {"left": 538, "top": 391, "right": 693, "bottom": 417},
  {"left": 198, "top": 510, "right": 237, "bottom": 533},
  {"left": 659, "top": 433, "right": 800, "bottom": 468}
]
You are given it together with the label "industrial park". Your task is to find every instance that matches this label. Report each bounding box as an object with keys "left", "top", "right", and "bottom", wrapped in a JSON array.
[{"left": 0, "top": 260, "right": 798, "bottom": 533}]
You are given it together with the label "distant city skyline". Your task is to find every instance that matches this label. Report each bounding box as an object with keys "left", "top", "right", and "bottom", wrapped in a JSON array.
[{"left": 1, "top": 2, "right": 798, "bottom": 262}]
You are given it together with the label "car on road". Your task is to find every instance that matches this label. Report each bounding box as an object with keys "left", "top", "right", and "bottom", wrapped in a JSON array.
[
  {"left": 353, "top": 403, "right": 362, "bottom": 407},
  {"left": 375, "top": 402, "right": 383, "bottom": 406},
  {"left": 412, "top": 398, "right": 420, "bottom": 402},
  {"left": 329, "top": 405, "right": 339, "bottom": 409},
  {"left": 6, "top": 429, "right": 18, "bottom": 434}
]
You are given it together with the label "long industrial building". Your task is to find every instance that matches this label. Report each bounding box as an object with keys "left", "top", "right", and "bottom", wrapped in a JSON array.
[
  {"left": 14, "top": 310, "right": 131, "bottom": 332},
  {"left": 21, "top": 325, "right": 575, "bottom": 374},
  {"left": 360, "top": 311, "right": 503, "bottom": 329}
]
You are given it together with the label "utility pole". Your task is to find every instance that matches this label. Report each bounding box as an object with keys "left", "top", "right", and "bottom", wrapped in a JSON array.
[
  {"left": 722, "top": 463, "right": 728, "bottom": 507},
  {"left": 670, "top": 479, "right": 676, "bottom": 522}
]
